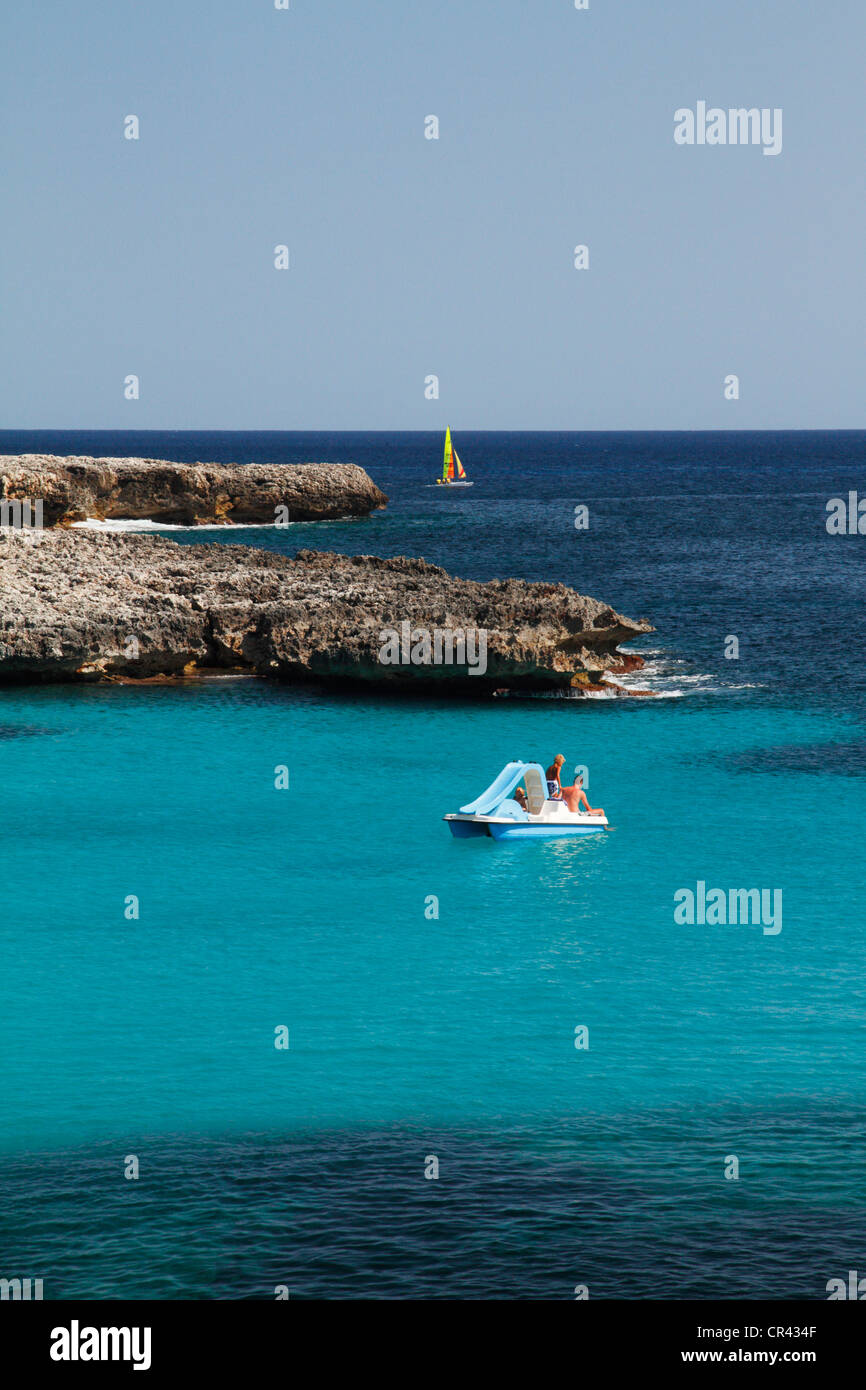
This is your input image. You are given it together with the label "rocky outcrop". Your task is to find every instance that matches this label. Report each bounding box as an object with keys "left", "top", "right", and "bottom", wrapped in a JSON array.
[
  {"left": 0, "top": 531, "right": 652, "bottom": 691},
  {"left": 0, "top": 455, "right": 387, "bottom": 526}
]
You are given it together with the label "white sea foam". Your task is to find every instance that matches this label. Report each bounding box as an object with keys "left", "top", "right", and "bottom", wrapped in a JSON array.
[
  {"left": 613, "top": 649, "right": 763, "bottom": 699},
  {"left": 71, "top": 518, "right": 288, "bottom": 533},
  {"left": 613, "top": 661, "right": 705, "bottom": 698},
  {"left": 197, "top": 672, "right": 259, "bottom": 681}
]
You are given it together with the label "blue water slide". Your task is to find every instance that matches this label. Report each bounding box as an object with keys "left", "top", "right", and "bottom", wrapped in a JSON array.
[{"left": 459, "top": 761, "right": 535, "bottom": 816}]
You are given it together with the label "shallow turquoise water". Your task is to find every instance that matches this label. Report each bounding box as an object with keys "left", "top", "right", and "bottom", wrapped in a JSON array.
[{"left": 2, "top": 679, "right": 863, "bottom": 1156}]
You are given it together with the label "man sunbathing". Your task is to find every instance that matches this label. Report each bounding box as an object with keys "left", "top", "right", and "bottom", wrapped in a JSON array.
[{"left": 545, "top": 755, "right": 605, "bottom": 817}]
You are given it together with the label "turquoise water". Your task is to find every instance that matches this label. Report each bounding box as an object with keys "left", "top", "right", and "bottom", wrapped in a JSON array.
[
  {"left": 1, "top": 430, "right": 865, "bottom": 1298},
  {"left": 3, "top": 678, "right": 864, "bottom": 1154}
]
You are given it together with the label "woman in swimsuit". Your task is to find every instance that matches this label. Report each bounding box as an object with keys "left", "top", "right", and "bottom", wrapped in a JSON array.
[{"left": 545, "top": 755, "right": 605, "bottom": 817}]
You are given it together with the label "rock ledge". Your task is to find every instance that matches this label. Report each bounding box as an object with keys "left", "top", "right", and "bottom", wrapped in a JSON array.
[
  {"left": 0, "top": 454, "right": 388, "bottom": 526},
  {"left": 0, "top": 531, "right": 653, "bottom": 692}
]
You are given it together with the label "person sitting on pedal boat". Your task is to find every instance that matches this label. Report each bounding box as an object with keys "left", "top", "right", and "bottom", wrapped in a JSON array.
[{"left": 545, "top": 755, "right": 605, "bottom": 817}]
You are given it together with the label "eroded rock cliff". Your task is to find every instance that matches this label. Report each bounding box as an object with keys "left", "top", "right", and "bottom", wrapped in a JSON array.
[
  {"left": 0, "top": 531, "right": 652, "bottom": 691},
  {"left": 0, "top": 455, "right": 387, "bottom": 526}
]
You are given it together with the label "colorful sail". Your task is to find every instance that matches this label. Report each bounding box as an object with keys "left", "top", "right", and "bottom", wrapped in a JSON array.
[
  {"left": 443, "top": 426, "right": 454, "bottom": 481},
  {"left": 438, "top": 426, "right": 470, "bottom": 485}
]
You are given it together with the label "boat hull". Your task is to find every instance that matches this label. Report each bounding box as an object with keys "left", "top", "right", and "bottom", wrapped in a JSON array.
[
  {"left": 444, "top": 811, "right": 607, "bottom": 840},
  {"left": 447, "top": 817, "right": 490, "bottom": 838},
  {"left": 488, "top": 820, "right": 606, "bottom": 840}
]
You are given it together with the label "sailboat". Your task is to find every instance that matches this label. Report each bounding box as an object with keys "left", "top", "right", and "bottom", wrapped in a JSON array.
[{"left": 435, "top": 427, "right": 473, "bottom": 486}]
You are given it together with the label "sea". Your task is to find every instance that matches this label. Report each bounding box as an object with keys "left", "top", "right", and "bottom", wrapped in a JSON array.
[{"left": 0, "top": 429, "right": 864, "bottom": 1299}]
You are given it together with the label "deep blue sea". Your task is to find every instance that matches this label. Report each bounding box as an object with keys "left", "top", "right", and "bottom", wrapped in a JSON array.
[{"left": 1, "top": 430, "right": 864, "bottom": 1300}]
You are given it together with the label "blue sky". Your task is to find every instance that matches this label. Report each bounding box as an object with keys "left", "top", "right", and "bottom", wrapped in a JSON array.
[{"left": 2, "top": 0, "right": 863, "bottom": 429}]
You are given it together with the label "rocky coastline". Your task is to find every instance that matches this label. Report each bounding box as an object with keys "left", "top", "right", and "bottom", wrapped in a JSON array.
[
  {"left": 0, "top": 528, "right": 653, "bottom": 693},
  {"left": 0, "top": 454, "right": 387, "bottom": 526}
]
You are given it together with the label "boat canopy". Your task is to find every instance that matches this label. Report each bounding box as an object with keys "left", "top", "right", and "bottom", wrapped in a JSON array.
[{"left": 459, "top": 761, "right": 546, "bottom": 816}]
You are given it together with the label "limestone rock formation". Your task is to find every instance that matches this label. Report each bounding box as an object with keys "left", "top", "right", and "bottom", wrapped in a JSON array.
[
  {"left": 0, "top": 531, "right": 652, "bottom": 692},
  {"left": 0, "top": 455, "right": 387, "bottom": 526}
]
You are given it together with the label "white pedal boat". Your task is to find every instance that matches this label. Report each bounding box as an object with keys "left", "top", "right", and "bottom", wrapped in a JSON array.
[{"left": 444, "top": 761, "right": 608, "bottom": 841}]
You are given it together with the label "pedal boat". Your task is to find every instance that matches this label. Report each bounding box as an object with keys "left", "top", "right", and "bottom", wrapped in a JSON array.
[{"left": 444, "top": 762, "right": 609, "bottom": 841}]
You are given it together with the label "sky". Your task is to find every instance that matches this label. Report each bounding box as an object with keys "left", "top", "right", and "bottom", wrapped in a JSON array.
[{"left": 1, "top": 0, "right": 864, "bottom": 430}]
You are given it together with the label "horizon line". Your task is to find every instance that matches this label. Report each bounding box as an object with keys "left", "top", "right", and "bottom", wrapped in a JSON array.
[{"left": 1, "top": 426, "right": 864, "bottom": 437}]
